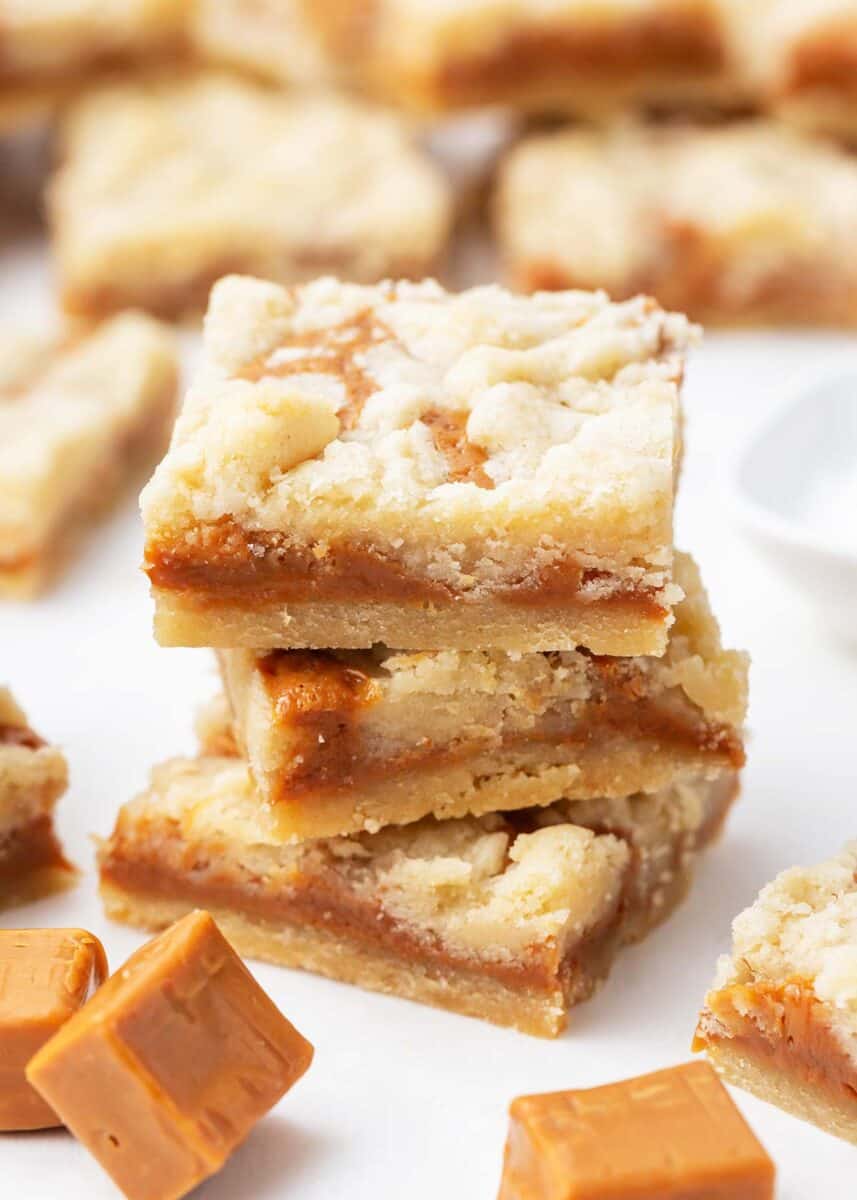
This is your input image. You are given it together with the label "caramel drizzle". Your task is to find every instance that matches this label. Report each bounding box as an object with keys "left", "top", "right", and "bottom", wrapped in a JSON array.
[
  {"left": 237, "top": 309, "right": 391, "bottom": 433},
  {"left": 236, "top": 312, "right": 494, "bottom": 487},
  {"left": 420, "top": 409, "right": 494, "bottom": 489}
]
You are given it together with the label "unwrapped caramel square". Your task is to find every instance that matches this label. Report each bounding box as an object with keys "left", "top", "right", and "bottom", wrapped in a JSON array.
[
  {"left": 27, "top": 910, "right": 313, "bottom": 1200},
  {"left": 499, "top": 1061, "right": 775, "bottom": 1200},
  {"left": 0, "top": 928, "right": 107, "bottom": 1131}
]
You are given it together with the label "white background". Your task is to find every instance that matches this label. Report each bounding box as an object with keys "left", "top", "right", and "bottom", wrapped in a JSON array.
[{"left": 2, "top": 229, "right": 857, "bottom": 1199}]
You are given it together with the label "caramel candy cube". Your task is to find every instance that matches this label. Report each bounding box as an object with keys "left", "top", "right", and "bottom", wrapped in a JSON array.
[
  {"left": 0, "top": 928, "right": 107, "bottom": 1131},
  {"left": 499, "top": 1061, "right": 775, "bottom": 1200},
  {"left": 27, "top": 910, "right": 313, "bottom": 1200}
]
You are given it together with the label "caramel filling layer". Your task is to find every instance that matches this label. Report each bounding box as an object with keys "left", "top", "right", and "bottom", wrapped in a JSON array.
[
  {"left": 785, "top": 28, "right": 857, "bottom": 96},
  {"left": 247, "top": 651, "right": 743, "bottom": 799},
  {"left": 0, "top": 815, "right": 71, "bottom": 886},
  {"left": 0, "top": 723, "right": 44, "bottom": 750},
  {"left": 696, "top": 980, "right": 857, "bottom": 1113},
  {"left": 436, "top": 8, "right": 724, "bottom": 102},
  {"left": 100, "top": 825, "right": 632, "bottom": 998},
  {"left": 146, "top": 522, "right": 666, "bottom": 614}
]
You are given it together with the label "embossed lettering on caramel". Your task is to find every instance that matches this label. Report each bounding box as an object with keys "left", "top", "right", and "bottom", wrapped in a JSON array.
[
  {"left": 0, "top": 928, "right": 107, "bottom": 1131},
  {"left": 26, "top": 910, "right": 313, "bottom": 1200},
  {"left": 498, "top": 1062, "right": 775, "bottom": 1200}
]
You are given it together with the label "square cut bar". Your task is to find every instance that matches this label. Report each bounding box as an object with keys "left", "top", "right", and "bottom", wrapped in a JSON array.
[
  {"left": 304, "top": 0, "right": 734, "bottom": 116},
  {"left": 142, "top": 275, "right": 693, "bottom": 655},
  {"left": 49, "top": 74, "right": 452, "bottom": 322},
  {"left": 208, "top": 552, "right": 747, "bottom": 839},
  {"left": 0, "top": 688, "right": 74, "bottom": 906},
  {"left": 723, "top": 0, "right": 857, "bottom": 143},
  {"left": 98, "top": 759, "right": 737, "bottom": 1037},
  {"left": 0, "top": 314, "right": 178, "bottom": 597},
  {"left": 0, "top": 928, "right": 107, "bottom": 1131},
  {"left": 27, "top": 910, "right": 314, "bottom": 1200},
  {"left": 498, "top": 1061, "right": 775, "bottom": 1200},
  {"left": 0, "top": 0, "right": 185, "bottom": 89},
  {"left": 498, "top": 119, "right": 857, "bottom": 327},
  {"left": 694, "top": 841, "right": 857, "bottom": 1146}
]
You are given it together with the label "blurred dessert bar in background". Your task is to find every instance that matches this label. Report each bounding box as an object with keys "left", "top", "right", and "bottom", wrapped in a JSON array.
[
  {"left": 99, "top": 757, "right": 738, "bottom": 1037},
  {"left": 141, "top": 275, "right": 693, "bottom": 655},
  {"left": 498, "top": 119, "right": 857, "bottom": 325},
  {"left": 0, "top": 688, "right": 73, "bottom": 906},
  {"left": 306, "top": 0, "right": 737, "bottom": 115},
  {"left": 498, "top": 1062, "right": 775, "bottom": 1199},
  {"left": 190, "top": 0, "right": 334, "bottom": 89},
  {"left": 722, "top": 0, "right": 857, "bottom": 142},
  {"left": 204, "top": 553, "right": 747, "bottom": 838},
  {"left": 49, "top": 74, "right": 452, "bottom": 319},
  {"left": 0, "top": 0, "right": 185, "bottom": 92},
  {"left": 0, "top": 314, "right": 178, "bottom": 597},
  {"left": 694, "top": 841, "right": 857, "bottom": 1145}
]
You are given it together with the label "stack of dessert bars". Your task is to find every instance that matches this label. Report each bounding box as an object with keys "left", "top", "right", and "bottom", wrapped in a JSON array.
[{"left": 99, "top": 275, "right": 748, "bottom": 1037}]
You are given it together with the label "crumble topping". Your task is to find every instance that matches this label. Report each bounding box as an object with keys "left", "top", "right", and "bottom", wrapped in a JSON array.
[
  {"left": 714, "top": 844, "right": 857, "bottom": 1014},
  {"left": 142, "top": 275, "right": 693, "bottom": 581}
]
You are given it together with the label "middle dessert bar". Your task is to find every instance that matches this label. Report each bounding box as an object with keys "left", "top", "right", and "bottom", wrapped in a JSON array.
[
  {"left": 141, "top": 275, "right": 694, "bottom": 656},
  {"left": 206, "top": 552, "right": 747, "bottom": 839},
  {"left": 99, "top": 758, "right": 738, "bottom": 1037}
]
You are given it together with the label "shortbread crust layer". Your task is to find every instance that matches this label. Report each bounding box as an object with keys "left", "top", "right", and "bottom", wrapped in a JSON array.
[
  {"left": 210, "top": 553, "right": 746, "bottom": 837},
  {"left": 694, "top": 842, "right": 857, "bottom": 1144},
  {"left": 0, "top": 689, "right": 74, "bottom": 906},
  {"left": 306, "top": 0, "right": 731, "bottom": 115},
  {"left": 99, "top": 760, "right": 737, "bottom": 1036},
  {"left": 0, "top": 314, "right": 178, "bottom": 598},
  {"left": 142, "top": 276, "right": 692, "bottom": 655}
]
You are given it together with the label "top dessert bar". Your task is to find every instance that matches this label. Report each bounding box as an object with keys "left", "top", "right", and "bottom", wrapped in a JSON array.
[
  {"left": 305, "top": 0, "right": 734, "bottom": 115},
  {"left": 191, "top": 0, "right": 334, "bottom": 89},
  {"left": 694, "top": 842, "right": 857, "bottom": 1146},
  {"left": 142, "top": 275, "right": 693, "bottom": 655}
]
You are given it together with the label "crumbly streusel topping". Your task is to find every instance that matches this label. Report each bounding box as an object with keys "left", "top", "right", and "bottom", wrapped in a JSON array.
[
  {"left": 0, "top": 687, "right": 68, "bottom": 834},
  {"left": 715, "top": 843, "right": 857, "bottom": 1012},
  {"left": 117, "top": 757, "right": 712, "bottom": 957},
  {"left": 499, "top": 120, "right": 857, "bottom": 294},
  {"left": 52, "top": 74, "right": 451, "bottom": 295},
  {"left": 142, "top": 275, "right": 692, "bottom": 576},
  {"left": 191, "top": 0, "right": 333, "bottom": 88}
]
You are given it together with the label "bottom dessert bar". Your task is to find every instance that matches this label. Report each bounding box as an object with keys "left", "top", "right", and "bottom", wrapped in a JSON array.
[
  {"left": 0, "top": 689, "right": 74, "bottom": 906},
  {"left": 99, "top": 758, "right": 737, "bottom": 1037},
  {"left": 694, "top": 842, "right": 857, "bottom": 1146}
]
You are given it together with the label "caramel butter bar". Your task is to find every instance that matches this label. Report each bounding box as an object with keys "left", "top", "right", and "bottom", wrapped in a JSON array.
[
  {"left": 0, "top": 0, "right": 185, "bottom": 90},
  {"left": 724, "top": 0, "right": 857, "bottom": 143},
  {"left": 0, "top": 928, "right": 107, "bottom": 1131},
  {"left": 0, "top": 314, "right": 178, "bottom": 597},
  {"left": 499, "top": 1062, "right": 775, "bottom": 1200},
  {"left": 305, "top": 0, "right": 734, "bottom": 116},
  {"left": 98, "top": 760, "right": 737, "bottom": 1037},
  {"left": 0, "top": 688, "right": 74, "bottom": 906},
  {"left": 208, "top": 552, "right": 747, "bottom": 839},
  {"left": 694, "top": 842, "right": 857, "bottom": 1146},
  {"left": 49, "top": 74, "right": 452, "bottom": 321},
  {"left": 28, "top": 910, "right": 313, "bottom": 1200},
  {"left": 142, "top": 275, "right": 693, "bottom": 656},
  {"left": 498, "top": 119, "right": 857, "bottom": 327}
]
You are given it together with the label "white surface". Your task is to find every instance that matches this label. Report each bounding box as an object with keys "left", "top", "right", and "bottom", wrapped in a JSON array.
[
  {"left": 2, "top": 239, "right": 857, "bottom": 1199},
  {"left": 733, "top": 373, "right": 857, "bottom": 646}
]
